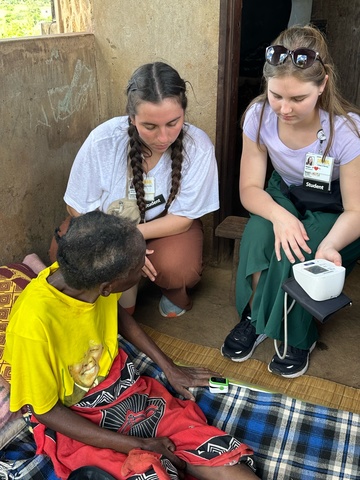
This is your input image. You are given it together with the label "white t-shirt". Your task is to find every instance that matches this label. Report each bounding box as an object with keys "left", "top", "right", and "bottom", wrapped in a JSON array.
[
  {"left": 243, "top": 103, "right": 360, "bottom": 186},
  {"left": 64, "top": 117, "right": 219, "bottom": 221}
]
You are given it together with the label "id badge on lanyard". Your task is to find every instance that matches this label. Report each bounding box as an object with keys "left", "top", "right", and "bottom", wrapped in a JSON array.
[
  {"left": 303, "top": 153, "right": 335, "bottom": 192},
  {"left": 143, "top": 177, "right": 155, "bottom": 201},
  {"left": 302, "top": 129, "right": 335, "bottom": 193},
  {"left": 128, "top": 176, "right": 156, "bottom": 201}
]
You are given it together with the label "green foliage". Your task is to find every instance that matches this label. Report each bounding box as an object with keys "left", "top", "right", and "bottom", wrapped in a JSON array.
[{"left": 0, "top": 0, "right": 52, "bottom": 39}]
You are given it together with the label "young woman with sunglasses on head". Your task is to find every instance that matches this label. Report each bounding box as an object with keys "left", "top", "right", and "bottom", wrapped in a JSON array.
[
  {"left": 221, "top": 25, "right": 360, "bottom": 378},
  {"left": 51, "top": 62, "right": 219, "bottom": 318}
]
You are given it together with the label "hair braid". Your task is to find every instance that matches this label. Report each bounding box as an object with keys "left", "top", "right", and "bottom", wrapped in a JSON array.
[
  {"left": 166, "top": 128, "right": 184, "bottom": 210},
  {"left": 127, "top": 122, "right": 147, "bottom": 223}
]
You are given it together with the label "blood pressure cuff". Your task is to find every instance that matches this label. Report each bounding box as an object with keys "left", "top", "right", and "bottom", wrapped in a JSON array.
[{"left": 282, "top": 276, "right": 352, "bottom": 323}]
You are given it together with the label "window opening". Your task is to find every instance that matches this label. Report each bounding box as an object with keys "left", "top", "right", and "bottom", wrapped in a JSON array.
[{"left": 0, "top": 0, "right": 54, "bottom": 39}]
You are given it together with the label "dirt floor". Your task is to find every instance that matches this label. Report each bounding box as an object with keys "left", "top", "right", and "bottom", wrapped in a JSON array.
[{"left": 134, "top": 260, "right": 360, "bottom": 389}]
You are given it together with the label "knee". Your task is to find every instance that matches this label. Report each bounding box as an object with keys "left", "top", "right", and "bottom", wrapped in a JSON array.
[
  {"left": 156, "top": 257, "right": 203, "bottom": 288},
  {"left": 167, "top": 260, "right": 203, "bottom": 281}
]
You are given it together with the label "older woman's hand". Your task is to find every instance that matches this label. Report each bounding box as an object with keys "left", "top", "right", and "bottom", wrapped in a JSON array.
[{"left": 164, "top": 364, "right": 222, "bottom": 401}]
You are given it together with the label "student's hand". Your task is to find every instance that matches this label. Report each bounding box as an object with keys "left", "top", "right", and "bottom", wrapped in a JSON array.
[
  {"left": 315, "top": 245, "right": 342, "bottom": 266},
  {"left": 165, "top": 365, "right": 221, "bottom": 401},
  {"left": 272, "top": 210, "right": 312, "bottom": 263},
  {"left": 141, "top": 249, "right": 157, "bottom": 281},
  {"left": 140, "top": 437, "right": 186, "bottom": 471}
]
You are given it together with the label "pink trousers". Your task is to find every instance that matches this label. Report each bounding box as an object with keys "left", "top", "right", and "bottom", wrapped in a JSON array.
[{"left": 146, "top": 219, "right": 204, "bottom": 310}]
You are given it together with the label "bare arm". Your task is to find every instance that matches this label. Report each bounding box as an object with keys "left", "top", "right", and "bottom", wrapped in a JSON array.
[
  {"left": 239, "top": 134, "right": 277, "bottom": 219},
  {"left": 66, "top": 205, "right": 193, "bottom": 239},
  {"left": 66, "top": 205, "right": 81, "bottom": 217},
  {"left": 240, "top": 133, "right": 311, "bottom": 263},
  {"left": 118, "top": 306, "right": 219, "bottom": 400},
  {"left": 137, "top": 213, "right": 193, "bottom": 240},
  {"left": 316, "top": 155, "right": 360, "bottom": 265}
]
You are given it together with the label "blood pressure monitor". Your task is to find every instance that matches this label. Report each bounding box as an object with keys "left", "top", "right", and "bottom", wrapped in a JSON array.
[{"left": 292, "top": 259, "right": 345, "bottom": 301}]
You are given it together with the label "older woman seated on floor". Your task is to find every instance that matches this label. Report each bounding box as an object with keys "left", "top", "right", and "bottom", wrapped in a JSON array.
[{"left": 2, "top": 212, "right": 259, "bottom": 480}]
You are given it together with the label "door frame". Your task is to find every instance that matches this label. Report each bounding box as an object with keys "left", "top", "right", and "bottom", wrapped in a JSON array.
[{"left": 214, "top": 0, "right": 242, "bottom": 260}]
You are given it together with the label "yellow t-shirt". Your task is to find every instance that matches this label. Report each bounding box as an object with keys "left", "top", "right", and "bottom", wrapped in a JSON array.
[{"left": 4, "top": 263, "right": 119, "bottom": 414}]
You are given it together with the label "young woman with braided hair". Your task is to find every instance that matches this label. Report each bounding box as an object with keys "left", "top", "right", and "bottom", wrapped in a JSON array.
[
  {"left": 126, "top": 87, "right": 186, "bottom": 224},
  {"left": 55, "top": 62, "right": 219, "bottom": 318}
]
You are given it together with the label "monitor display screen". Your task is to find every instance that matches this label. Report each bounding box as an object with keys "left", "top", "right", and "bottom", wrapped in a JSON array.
[{"left": 305, "top": 265, "right": 328, "bottom": 275}]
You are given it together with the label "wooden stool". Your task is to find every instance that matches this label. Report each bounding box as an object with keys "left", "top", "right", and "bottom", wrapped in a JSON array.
[{"left": 215, "top": 216, "right": 248, "bottom": 305}]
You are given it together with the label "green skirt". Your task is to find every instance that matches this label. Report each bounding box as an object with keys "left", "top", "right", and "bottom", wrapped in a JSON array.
[{"left": 236, "top": 171, "right": 360, "bottom": 350}]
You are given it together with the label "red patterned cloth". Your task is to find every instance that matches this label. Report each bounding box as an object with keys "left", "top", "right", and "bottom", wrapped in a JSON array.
[
  {"left": 121, "top": 449, "right": 172, "bottom": 479},
  {"left": 32, "top": 349, "right": 253, "bottom": 479}
]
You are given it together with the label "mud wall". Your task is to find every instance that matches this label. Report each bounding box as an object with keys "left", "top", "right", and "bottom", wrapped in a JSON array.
[{"left": 0, "top": 34, "right": 99, "bottom": 264}]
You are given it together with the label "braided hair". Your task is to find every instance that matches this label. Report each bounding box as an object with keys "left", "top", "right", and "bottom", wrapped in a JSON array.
[{"left": 126, "top": 62, "right": 187, "bottom": 223}]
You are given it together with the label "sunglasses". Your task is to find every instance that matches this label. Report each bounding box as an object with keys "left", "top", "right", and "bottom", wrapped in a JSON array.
[{"left": 265, "top": 45, "right": 325, "bottom": 69}]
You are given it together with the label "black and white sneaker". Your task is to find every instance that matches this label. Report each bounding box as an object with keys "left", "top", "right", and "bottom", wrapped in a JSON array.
[
  {"left": 221, "top": 314, "right": 267, "bottom": 362},
  {"left": 268, "top": 342, "right": 316, "bottom": 378}
]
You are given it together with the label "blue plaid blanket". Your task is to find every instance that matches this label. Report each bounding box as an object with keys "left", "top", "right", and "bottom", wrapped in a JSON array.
[{"left": 1, "top": 339, "right": 359, "bottom": 480}]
